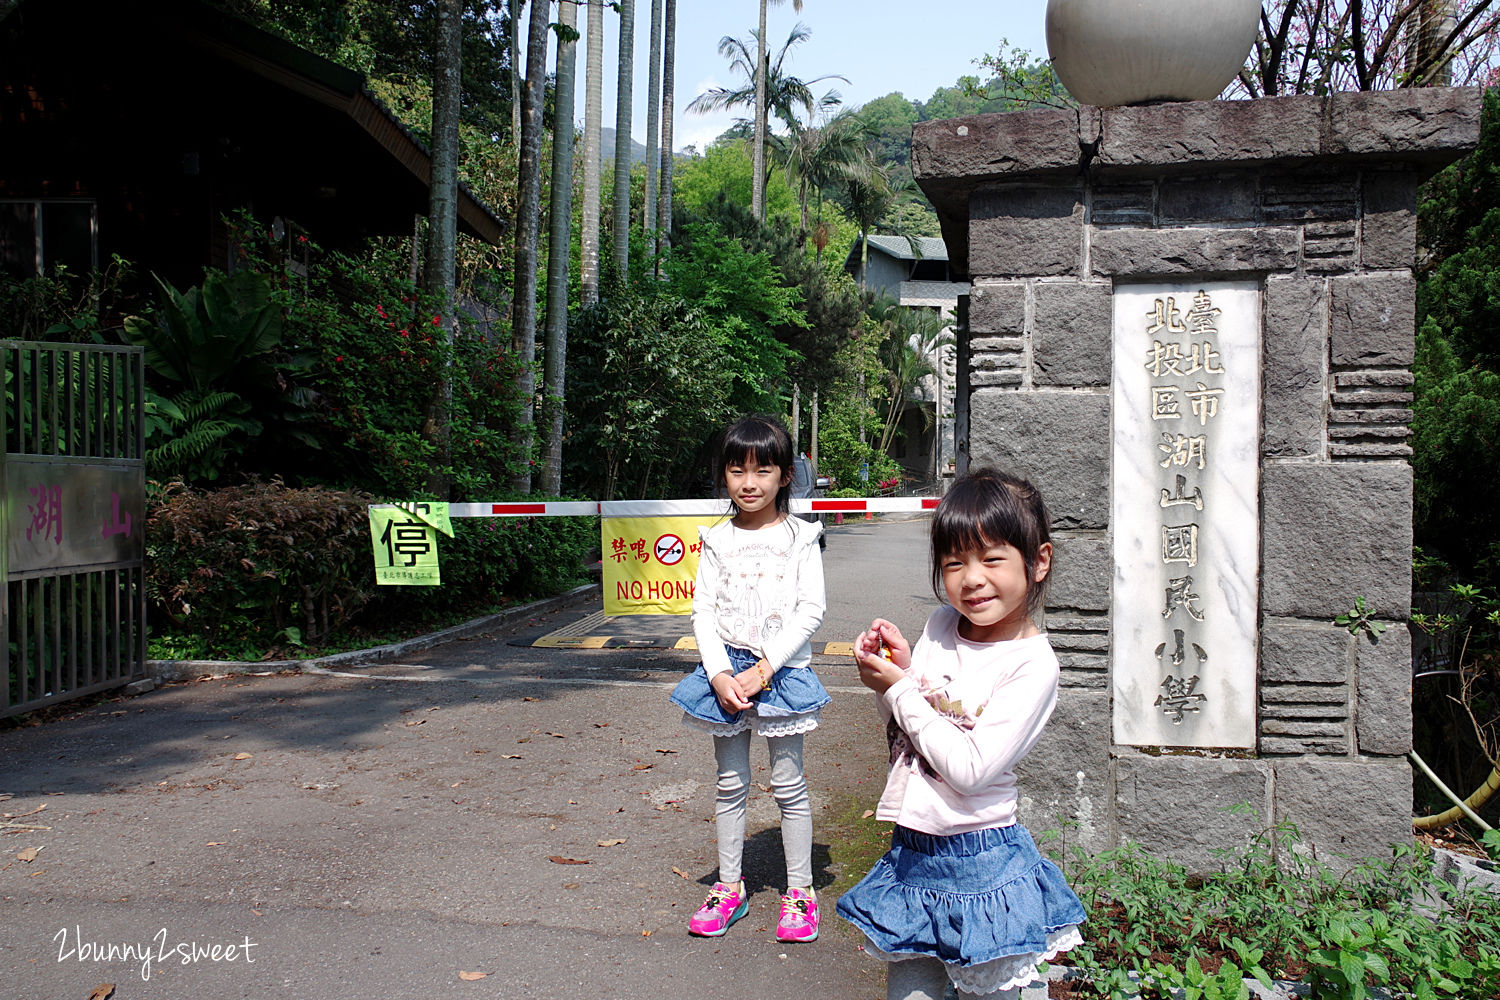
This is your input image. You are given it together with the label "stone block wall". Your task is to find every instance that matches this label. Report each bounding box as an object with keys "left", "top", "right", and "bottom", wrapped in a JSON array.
[{"left": 915, "top": 90, "right": 1481, "bottom": 867}]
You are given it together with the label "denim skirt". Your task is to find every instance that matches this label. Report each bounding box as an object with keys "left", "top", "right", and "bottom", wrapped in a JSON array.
[
  {"left": 669, "top": 644, "right": 831, "bottom": 726},
  {"left": 835, "top": 823, "right": 1086, "bottom": 969}
]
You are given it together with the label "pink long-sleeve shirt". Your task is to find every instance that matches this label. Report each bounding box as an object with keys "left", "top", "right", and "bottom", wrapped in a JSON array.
[{"left": 875, "top": 605, "right": 1059, "bottom": 836}]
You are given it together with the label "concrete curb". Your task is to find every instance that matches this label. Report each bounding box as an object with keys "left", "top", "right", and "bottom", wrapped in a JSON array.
[{"left": 146, "top": 583, "right": 601, "bottom": 683}]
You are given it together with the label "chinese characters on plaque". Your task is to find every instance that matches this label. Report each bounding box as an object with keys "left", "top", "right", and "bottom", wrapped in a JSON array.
[{"left": 1112, "top": 283, "right": 1259, "bottom": 749}]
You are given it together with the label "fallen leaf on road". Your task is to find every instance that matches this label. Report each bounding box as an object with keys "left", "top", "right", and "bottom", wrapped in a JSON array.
[
  {"left": 562, "top": 882, "right": 580, "bottom": 889},
  {"left": 522, "top": 697, "right": 538, "bottom": 702},
  {"left": 593, "top": 722, "right": 610, "bottom": 728},
  {"left": 450, "top": 782, "right": 464, "bottom": 788},
  {"left": 458, "top": 971, "right": 489, "bottom": 981},
  {"left": 548, "top": 856, "right": 590, "bottom": 865},
  {"left": 516, "top": 738, "right": 531, "bottom": 744},
  {"left": 205, "top": 842, "right": 226, "bottom": 847},
  {"left": 671, "top": 867, "right": 691, "bottom": 879},
  {"left": 756, "top": 783, "right": 771, "bottom": 792},
  {"left": 233, "top": 753, "right": 253, "bottom": 760},
  {"left": 655, "top": 748, "right": 678, "bottom": 754},
  {"left": 88, "top": 984, "right": 115, "bottom": 1000},
  {"left": 546, "top": 732, "right": 566, "bottom": 739},
  {"left": 500, "top": 754, "right": 524, "bottom": 759},
  {"left": 17, "top": 846, "right": 42, "bottom": 862},
  {"left": 597, "top": 839, "right": 626, "bottom": 847},
  {"left": 632, "top": 764, "right": 653, "bottom": 771},
  {"left": 862, "top": 810, "right": 875, "bottom": 819},
  {"left": 4, "top": 803, "right": 46, "bottom": 818},
  {"left": 404, "top": 719, "right": 426, "bottom": 728},
  {"left": 641, "top": 930, "right": 652, "bottom": 937}
]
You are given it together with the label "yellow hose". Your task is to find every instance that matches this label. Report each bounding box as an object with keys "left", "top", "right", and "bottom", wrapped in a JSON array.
[{"left": 1412, "top": 751, "right": 1500, "bottom": 832}]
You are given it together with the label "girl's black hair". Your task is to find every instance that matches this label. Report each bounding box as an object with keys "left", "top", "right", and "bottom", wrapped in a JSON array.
[
  {"left": 930, "top": 467, "right": 1052, "bottom": 617},
  {"left": 716, "top": 414, "right": 794, "bottom": 515}
]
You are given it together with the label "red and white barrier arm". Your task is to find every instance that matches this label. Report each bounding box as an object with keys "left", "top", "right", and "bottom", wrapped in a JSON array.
[{"left": 373, "top": 497, "right": 940, "bottom": 518}]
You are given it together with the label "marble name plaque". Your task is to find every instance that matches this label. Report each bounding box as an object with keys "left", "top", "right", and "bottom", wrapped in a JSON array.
[{"left": 1111, "top": 282, "right": 1259, "bottom": 749}]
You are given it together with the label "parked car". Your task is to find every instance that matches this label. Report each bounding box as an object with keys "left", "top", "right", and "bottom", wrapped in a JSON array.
[{"left": 790, "top": 455, "right": 831, "bottom": 548}]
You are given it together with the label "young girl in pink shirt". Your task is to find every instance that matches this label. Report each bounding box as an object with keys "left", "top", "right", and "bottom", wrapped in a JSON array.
[{"left": 838, "top": 468, "right": 1085, "bottom": 999}]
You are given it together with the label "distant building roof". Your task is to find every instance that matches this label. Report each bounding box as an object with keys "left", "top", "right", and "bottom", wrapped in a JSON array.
[{"left": 863, "top": 235, "right": 950, "bottom": 261}]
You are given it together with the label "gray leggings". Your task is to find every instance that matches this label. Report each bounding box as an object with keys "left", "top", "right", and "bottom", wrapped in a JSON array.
[
  {"left": 886, "top": 957, "right": 1021, "bottom": 1000},
  {"left": 712, "top": 729, "right": 811, "bottom": 888}
]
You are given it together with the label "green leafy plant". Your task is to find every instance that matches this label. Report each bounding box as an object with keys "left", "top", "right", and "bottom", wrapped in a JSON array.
[
  {"left": 124, "top": 270, "right": 284, "bottom": 389},
  {"left": 1335, "top": 596, "right": 1388, "bottom": 638},
  {"left": 123, "top": 266, "right": 313, "bottom": 481},
  {"left": 1049, "top": 817, "right": 1500, "bottom": 999},
  {"left": 1483, "top": 828, "right": 1500, "bottom": 861}
]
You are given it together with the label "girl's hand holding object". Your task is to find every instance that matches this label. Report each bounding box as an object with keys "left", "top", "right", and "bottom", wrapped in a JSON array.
[{"left": 853, "top": 618, "right": 910, "bottom": 694}]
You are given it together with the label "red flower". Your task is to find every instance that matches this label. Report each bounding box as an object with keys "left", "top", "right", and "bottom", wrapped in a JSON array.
[
  {"left": 334, "top": 355, "right": 344, "bottom": 362},
  {"left": 431, "top": 315, "right": 441, "bottom": 326},
  {"left": 296, "top": 235, "right": 308, "bottom": 245},
  {"left": 399, "top": 329, "right": 410, "bottom": 338},
  {"left": 377, "top": 304, "right": 388, "bottom": 319}
]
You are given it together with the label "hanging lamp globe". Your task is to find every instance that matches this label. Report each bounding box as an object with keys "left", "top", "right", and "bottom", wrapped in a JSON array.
[{"left": 1045, "top": 0, "right": 1262, "bottom": 106}]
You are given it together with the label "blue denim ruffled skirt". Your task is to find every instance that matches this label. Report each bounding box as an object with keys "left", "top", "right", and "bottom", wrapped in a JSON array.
[
  {"left": 669, "top": 644, "right": 830, "bottom": 729},
  {"left": 836, "top": 823, "right": 1086, "bottom": 971}
]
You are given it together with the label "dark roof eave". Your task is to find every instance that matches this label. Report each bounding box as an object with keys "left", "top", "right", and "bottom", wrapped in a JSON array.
[{"left": 180, "top": 8, "right": 508, "bottom": 245}]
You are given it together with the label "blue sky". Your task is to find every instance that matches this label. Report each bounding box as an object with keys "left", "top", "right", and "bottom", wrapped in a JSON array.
[{"left": 541, "top": 0, "right": 1052, "bottom": 154}]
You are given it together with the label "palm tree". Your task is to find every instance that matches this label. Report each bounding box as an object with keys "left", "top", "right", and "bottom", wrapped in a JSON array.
[
  {"left": 612, "top": 0, "right": 635, "bottom": 281},
  {"left": 687, "top": 23, "right": 846, "bottom": 207},
  {"left": 843, "top": 166, "right": 898, "bottom": 293},
  {"left": 510, "top": 0, "right": 524, "bottom": 143},
  {"left": 580, "top": 0, "right": 604, "bottom": 305},
  {"left": 781, "top": 103, "right": 874, "bottom": 243},
  {"left": 656, "top": 0, "right": 676, "bottom": 258},
  {"left": 753, "top": 0, "right": 803, "bottom": 219},
  {"left": 643, "top": 0, "right": 663, "bottom": 257},
  {"left": 867, "top": 297, "right": 953, "bottom": 457},
  {"left": 421, "top": 0, "right": 462, "bottom": 499},
  {"left": 541, "top": 0, "right": 578, "bottom": 495},
  {"left": 510, "top": 0, "right": 552, "bottom": 493},
  {"left": 688, "top": 24, "right": 842, "bottom": 131}
]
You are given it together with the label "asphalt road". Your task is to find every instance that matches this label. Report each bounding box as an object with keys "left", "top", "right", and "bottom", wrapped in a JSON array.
[{"left": 0, "top": 515, "right": 941, "bottom": 1000}]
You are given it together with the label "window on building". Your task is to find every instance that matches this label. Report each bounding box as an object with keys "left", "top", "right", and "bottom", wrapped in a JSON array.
[{"left": 0, "top": 200, "right": 98, "bottom": 280}]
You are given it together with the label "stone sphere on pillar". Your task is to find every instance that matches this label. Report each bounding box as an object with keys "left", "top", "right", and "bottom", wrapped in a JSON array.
[{"left": 1045, "top": 0, "right": 1263, "bottom": 106}]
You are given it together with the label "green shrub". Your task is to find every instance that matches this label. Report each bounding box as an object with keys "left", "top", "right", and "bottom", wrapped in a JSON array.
[
  {"left": 147, "top": 479, "right": 597, "bottom": 660},
  {"left": 146, "top": 479, "right": 374, "bottom": 657},
  {"left": 362, "top": 512, "right": 596, "bottom": 628}
]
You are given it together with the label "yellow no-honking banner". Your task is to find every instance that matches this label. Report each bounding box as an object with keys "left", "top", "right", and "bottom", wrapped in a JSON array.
[{"left": 603, "top": 515, "right": 720, "bottom": 615}]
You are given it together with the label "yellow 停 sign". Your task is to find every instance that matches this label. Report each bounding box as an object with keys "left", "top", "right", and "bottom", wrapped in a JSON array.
[
  {"left": 369, "top": 502, "right": 454, "bottom": 586},
  {"left": 602, "top": 515, "right": 722, "bottom": 615}
]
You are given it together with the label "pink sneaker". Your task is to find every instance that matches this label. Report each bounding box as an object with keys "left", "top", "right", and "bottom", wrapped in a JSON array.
[
  {"left": 688, "top": 881, "right": 748, "bottom": 937},
  {"left": 776, "top": 887, "right": 818, "bottom": 942}
]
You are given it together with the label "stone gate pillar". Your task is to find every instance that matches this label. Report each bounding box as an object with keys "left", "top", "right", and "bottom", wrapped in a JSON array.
[{"left": 913, "top": 90, "right": 1481, "bottom": 868}]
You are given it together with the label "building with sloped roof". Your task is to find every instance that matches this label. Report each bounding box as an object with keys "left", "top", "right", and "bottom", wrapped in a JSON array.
[
  {"left": 0, "top": 0, "right": 505, "bottom": 292},
  {"left": 845, "top": 234, "right": 968, "bottom": 487}
]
